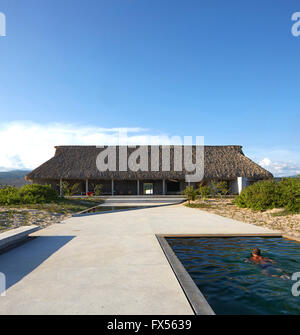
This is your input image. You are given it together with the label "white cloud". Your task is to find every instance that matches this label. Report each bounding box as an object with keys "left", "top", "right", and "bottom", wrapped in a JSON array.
[
  {"left": 0, "top": 121, "right": 182, "bottom": 171},
  {"left": 1, "top": 121, "right": 299, "bottom": 177},
  {"left": 259, "top": 157, "right": 272, "bottom": 167},
  {"left": 259, "top": 157, "right": 300, "bottom": 177}
]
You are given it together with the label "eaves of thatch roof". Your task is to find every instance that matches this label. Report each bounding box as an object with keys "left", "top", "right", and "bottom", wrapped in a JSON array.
[{"left": 25, "top": 145, "right": 273, "bottom": 181}]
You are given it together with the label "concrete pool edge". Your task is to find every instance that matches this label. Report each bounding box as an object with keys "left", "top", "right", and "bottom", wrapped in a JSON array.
[
  {"left": 161, "top": 233, "right": 300, "bottom": 243},
  {"left": 158, "top": 233, "right": 283, "bottom": 238},
  {"left": 156, "top": 235, "right": 215, "bottom": 315},
  {"left": 282, "top": 234, "right": 300, "bottom": 243}
]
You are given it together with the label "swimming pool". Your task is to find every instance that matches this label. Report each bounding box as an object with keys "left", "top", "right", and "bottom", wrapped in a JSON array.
[
  {"left": 77, "top": 206, "right": 140, "bottom": 215},
  {"left": 167, "top": 237, "right": 300, "bottom": 315}
]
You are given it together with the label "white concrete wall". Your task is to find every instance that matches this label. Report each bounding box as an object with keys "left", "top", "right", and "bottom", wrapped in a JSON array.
[
  {"left": 230, "top": 177, "right": 248, "bottom": 194},
  {"left": 237, "top": 177, "right": 248, "bottom": 194}
]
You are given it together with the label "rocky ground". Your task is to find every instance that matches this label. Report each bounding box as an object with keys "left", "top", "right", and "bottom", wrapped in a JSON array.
[
  {"left": 2, "top": 198, "right": 299, "bottom": 239},
  {"left": 0, "top": 198, "right": 104, "bottom": 233},
  {"left": 185, "top": 198, "right": 300, "bottom": 239},
  {"left": 0, "top": 208, "right": 71, "bottom": 232}
]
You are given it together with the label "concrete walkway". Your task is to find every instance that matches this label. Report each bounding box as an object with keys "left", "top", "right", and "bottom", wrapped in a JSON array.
[{"left": 0, "top": 204, "right": 280, "bottom": 315}]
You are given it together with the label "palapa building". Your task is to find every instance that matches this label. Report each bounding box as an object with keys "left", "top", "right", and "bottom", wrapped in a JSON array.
[{"left": 25, "top": 145, "right": 273, "bottom": 196}]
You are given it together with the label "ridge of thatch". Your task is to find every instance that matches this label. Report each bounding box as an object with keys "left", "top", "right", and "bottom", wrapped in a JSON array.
[{"left": 25, "top": 145, "right": 273, "bottom": 181}]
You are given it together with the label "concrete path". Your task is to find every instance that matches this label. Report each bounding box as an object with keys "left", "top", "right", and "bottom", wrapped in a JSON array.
[{"left": 0, "top": 204, "right": 280, "bottom": 315}]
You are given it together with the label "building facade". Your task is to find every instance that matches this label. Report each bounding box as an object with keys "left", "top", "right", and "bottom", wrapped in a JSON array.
[{"left": 25, "top": 145, "right": 273, "bottom": 195}]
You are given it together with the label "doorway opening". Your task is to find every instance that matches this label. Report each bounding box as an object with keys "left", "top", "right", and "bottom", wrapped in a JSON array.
[
  {"left": 143, "top": 183, "right": 153, "bottom": 195},
  {"left": 166, "top": 180, "right": 180, "bottom": 194}
]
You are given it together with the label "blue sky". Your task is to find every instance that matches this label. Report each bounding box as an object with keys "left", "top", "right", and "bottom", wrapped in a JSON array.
[{"left": 0, "top": 0, "right": 299, "bottom": 176}]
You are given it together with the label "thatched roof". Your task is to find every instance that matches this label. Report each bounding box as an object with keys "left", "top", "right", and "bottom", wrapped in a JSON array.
[{"left": 25, "top": 145, "right": 273, "bottom": 181}]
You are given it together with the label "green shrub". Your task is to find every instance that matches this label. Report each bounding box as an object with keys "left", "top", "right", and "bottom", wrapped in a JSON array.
[
  {"left": 182, "top": 186, "right": 198, "bottom": 203},
  {"left": 60, "top": 182, "right": 80, "bottom": 196},
  {"left": 61, "top": 181, "right": 71, "bottom": 196},
  {"left": 70, "top": 183, "right": 80, "bottom": 196},
  {"left": 94, "top": 184, "right": 103, "bottom": 196},
  {"left": 234, "top": 180, "right": 279, "bottom": 211},
  {"left": 217, "top": 181, "right": 229, "bottom": 196},
  {"left": 0, "top": 186, "right": 21, "bottom": 205},
  {"left": 209, "top": 181, "right": 219, "bottom": 197},
  {"left": 234, "top": 178, "right": 300, "bottom": 212},
  {"left": 0, "top": 184, "right": 59, "bottom": 205},
  {"left": 19, "top": 184, "right": 59, "bottom": 204},
  {"left": 278, "top": 178, "right": 300, "bottom": 212},
  {"left": 196, "top": 184, "right": 210, "bottom": 200},
  {"left": 185, "top": 202, "right": 212, "bottom": 209},
  {"left": 207, "top": 181, "right": 229, "bottom": 197}
]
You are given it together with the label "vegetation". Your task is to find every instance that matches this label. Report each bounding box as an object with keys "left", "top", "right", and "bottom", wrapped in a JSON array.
[
  {"left": 1, "top": 197, "right": 104, "bottom": 214},
  {"left": 196, "top": 184, "right": 210, "bottom": 200},
  {"left": 0, "top": 197, "right": 105, "bottom": 233},
  {"left": 278, "top": 177, "right": 300, "bottom": 212},
  {"left": 0, "top": 184, "right": 105, "bottom": 232},
  {"left": 208, "top": 181, "right": 219, "bottom": 197},
  {"left": 0, "top": 184, "right": 59, "bottom": 205},
  {"left": 0, "top": 186, "right": 20, "bottom": 205},
  {"left": 184, "top": 181, "right": 229, "bottom": 202},
  {"left": 216, "top": 181, "right": 229, "bottom": 196},
  {"left": 61, "top": 181, "right": 81, "bottom": 196},
  {"left": 270, "top": 209, "right": 295, "bottom": 217},
  {"left": 184, "top": 202, "right": 212, "bottom": 209},
  {"left": 182, "top": 186, "right": 198, "bottom": 203},
  {"left": 93, "top": 184, "right": 103, "bottom": 196},
  {"left": 207, "top": 181, "right": 229, "bottom": 197},
  {"left": 235, "top": 177, "right": 300, "bottom": 213},
  {"left": 0, "top": 183, "right": 105, "bottom": 209}
]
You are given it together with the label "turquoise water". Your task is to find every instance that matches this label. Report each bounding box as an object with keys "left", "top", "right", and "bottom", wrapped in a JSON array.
[{"left": 167, "top": 237, "right": 300, "bottom": 315}]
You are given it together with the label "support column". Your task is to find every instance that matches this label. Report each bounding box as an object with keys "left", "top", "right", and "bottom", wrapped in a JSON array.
[
  {"left": 137, "top": 180, "right": 140, "bottom": 195},
  {"left": 111, "top": 179, "right": 114, "bottom": 196},
  {"left": 162, "top": 179, "right": 166, "bottom": 195},
  {"left": 85, "top": 179, "right": 89, "bottom": 194},
  {"left": 59, "top": 178, "right": 63, "bottom": 198}
]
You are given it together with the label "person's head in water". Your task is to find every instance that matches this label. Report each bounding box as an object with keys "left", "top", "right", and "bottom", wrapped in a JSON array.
[{"left": 252, "top": 248, "right": 261, "bottom": 257}]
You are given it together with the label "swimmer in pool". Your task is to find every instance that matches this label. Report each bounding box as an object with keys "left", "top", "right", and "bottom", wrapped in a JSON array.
[{"left": 246, "top": 248, "right": 290, "bottom": 279}]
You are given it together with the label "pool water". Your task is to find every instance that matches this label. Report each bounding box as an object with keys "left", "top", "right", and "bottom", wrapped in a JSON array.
[
  {"left": 167, "top": 237, "right": 300, "bottom": 315},
  {"left": 83, "top": 206, "right": 140, "bottom": 213}
]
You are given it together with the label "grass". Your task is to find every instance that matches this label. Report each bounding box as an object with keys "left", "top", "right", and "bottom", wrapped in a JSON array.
[
  {"left": 184, "top": 202, "right": 212, "bottom": 209},
  {"left": 0, "top": 197, "right": 105, "bottom": 214},
  {"left": 270, "top": 209, "right": 297, "bottom": 217}
]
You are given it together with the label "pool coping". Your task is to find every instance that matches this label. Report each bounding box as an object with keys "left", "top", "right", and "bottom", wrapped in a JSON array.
[
  {"left": 156, "top": 232, "right": 284, "bottom": 316},
  {"left": 156, "top": 234, "right": 215, "bottom": 315},
  {"left": 283, "top": 234, "right": 300, "bottom": 243}
]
